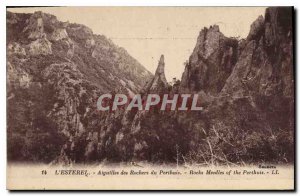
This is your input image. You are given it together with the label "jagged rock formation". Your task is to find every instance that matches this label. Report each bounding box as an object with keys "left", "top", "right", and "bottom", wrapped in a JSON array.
[
  {"left": 7, "top": 11, "right": 152, "bottom": 93},
  {"left": 7, "top": 11, "right": 152, "bottom": 162},
  {"left": 178, "top": 7, "right": 294, "bottom": 164},
  {"left": 222, "top": 7, "right": 294, "bottom": 132},
  {"left": 144, "top": 55, "right": 168, "bottom": 92},
  {"left": 126, "top": 7, "right": 294, "bottom": 164},
  {"left": 7, "top": 7, "right": 294, "bottom": 165},
  {"left": 97, "top": 56, "right": 191, "bottom": 163},
  {"left": 180, "top": 25, "right": 239, "bottom": 95}
]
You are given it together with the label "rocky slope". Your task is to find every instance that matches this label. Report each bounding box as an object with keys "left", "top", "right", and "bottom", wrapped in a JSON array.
[
  {"left": 180, "top": 7, "right": 294, "bottom": 132},
  {"left": 179, "top": 7, "right": 294, "bottom": 164},
  {"left": 7, "top": 7, "right": 294, "bottom": 165},
  {"left": 7, "top": 11, "right": 152, "bottom": 162},
  {"left": 109, "top": 7, "right": 294, "bottom": 165}
]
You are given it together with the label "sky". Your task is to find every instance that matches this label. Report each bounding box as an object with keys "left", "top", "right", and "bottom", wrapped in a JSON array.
[{"left": 8, "top": 7, "right": 266, "bottom": 81}]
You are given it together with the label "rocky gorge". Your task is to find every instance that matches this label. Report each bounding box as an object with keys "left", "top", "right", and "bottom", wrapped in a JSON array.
[{"left": 7, "top": 7, "right": 294, "bottom": 166}]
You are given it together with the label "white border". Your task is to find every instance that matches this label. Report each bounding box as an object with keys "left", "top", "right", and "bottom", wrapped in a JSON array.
[{"left": 1, "top": 0, "right": 299, "bottom": 195}]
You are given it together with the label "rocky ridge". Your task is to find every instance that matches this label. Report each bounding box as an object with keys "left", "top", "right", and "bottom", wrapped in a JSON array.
[
  {"left": 7, "top": 7, "right": 294, "bottom": 165},
  {"left": 7, "top": 10, "right": 152, "bottom": 162}
]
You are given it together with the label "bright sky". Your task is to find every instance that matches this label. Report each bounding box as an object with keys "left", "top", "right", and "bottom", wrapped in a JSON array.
[{"left": 8, "top": 7, "right": 266, "bottom": 81}]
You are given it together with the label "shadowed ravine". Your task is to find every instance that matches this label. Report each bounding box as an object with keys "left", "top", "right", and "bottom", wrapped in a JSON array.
[{"left": 7, "top": 7, "right": 294, "bottom": 166}]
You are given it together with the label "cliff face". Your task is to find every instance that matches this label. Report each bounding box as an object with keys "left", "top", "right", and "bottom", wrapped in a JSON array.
[
  {"left": 180, "top": 7, "right": 294, "bottom": 129},
  {"left": 7, "top": 11, "right": 152, "bottom": 162},
  {"left": 180, "top": 25, "right": 239, "bottom": 95},
  {"left": 7, "top": 11, "right": 152, "bottom": 94},
  {"left": 222, "top": 8, "right": 293, "bottom": 98},
  {"left": 177, "top": 7, "right": 294, "bottom": 164},
  {"left": 7, "top": 7, "right": 294, "bottom": 165},
  {"left": 126, "top": 7, "right": 294, "bottom": 164},
  {"left": 220, "top": 7, "right": 294, "bottom": 132}
]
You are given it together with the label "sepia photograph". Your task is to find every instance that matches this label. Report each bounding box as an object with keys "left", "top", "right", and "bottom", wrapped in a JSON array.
[{"left": 6, "top": 6, "right": 295, "bottom": 190}]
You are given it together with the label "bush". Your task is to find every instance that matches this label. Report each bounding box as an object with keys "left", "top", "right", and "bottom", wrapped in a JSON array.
[{"left": 183, "top": 124, "right": 294, "bottom": 166}]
